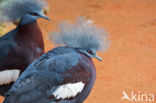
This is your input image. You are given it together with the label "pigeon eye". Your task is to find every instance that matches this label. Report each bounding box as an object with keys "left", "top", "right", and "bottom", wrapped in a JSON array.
[
  {"left": 30, "top": 12, "right": 39, "bottom": 16},
  {"left": 87, "top": 50, "right": 93, "bottom": 54}
]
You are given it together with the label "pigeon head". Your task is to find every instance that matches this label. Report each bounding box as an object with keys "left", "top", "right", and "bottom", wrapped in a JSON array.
[
  {"left": 19, "top": 9, "right": 50, "bottom": 25},
  {"left": 0, "top": 0, "right": 50, "bottom": 25},
  {"left": 50, "top": 17, "right": 110, "bottom": 61}
]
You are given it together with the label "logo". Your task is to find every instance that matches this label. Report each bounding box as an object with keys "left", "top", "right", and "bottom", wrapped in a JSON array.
[{"left": 121, "top": 91, "right": 155, "bottom": 102}]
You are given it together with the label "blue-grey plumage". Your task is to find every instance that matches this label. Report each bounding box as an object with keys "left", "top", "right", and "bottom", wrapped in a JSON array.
[
  {"left": 3, "top": 47, "right": 96, "bottom": 103},
  {"left": 3, "top": 18, "right": 109, "bottom": 103},
  {"left": 0, "top": 0, "right": 49, "bottom": 96},
  {"left": 0, "top": 0, "right": 49, "bottom": 23}
]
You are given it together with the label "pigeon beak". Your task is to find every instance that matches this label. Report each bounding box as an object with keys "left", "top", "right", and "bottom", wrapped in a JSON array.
[
  {"left": 94, "top": 54, "right": 103, "bottom": 61},
  {"left": 39, "top": 12, "right": 50, "bottom": 20}
]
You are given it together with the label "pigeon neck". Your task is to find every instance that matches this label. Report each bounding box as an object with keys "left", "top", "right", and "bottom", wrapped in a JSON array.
[
  {"left": 15, "top": 21, "right": 44, "bottom": 47},
  {"left": 78, "top": 52, "right": 92, "bottom": 61}
]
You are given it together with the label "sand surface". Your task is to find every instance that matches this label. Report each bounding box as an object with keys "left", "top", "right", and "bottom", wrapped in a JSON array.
[{"left": 0, "top": 0, "right": 156, "bottom": 102}]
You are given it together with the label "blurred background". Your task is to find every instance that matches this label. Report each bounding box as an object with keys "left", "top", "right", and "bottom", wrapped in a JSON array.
[{"left": 0, "top": 0, "right": 156, "bottom": 102}]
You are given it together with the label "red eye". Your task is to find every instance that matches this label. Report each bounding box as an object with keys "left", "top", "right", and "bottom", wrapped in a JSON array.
[
  {"left": 87, "top": 51, "right": 93, "bottom": 54},
  {"left": 30, "top": 13, "right": 38, "bottom": 16}
]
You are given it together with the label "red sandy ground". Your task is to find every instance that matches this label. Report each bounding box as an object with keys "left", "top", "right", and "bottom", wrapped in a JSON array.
[{"left": 0, "top": 0, "right": 156, "bottom": 103}]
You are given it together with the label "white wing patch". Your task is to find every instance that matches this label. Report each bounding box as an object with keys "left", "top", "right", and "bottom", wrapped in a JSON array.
[
  {"left": 52, "top": 81, "right": 85, "bottom": 99},
  {"left": 0, "top": 69, "right": 20, "bottom": 85}
]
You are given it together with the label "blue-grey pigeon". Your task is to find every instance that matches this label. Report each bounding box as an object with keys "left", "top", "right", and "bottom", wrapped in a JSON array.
[
  {"left": 0, "top": 0, "right": 49, "bottom": 96},
  {"left": 3, "top": 18, "right": 109, "bottom": 103}
]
